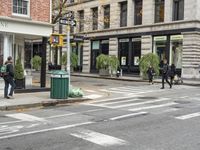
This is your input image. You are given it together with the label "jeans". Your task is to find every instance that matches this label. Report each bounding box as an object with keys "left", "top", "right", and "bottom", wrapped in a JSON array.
[
  {"left": 162, "top": 74, "right": 172, "bottom": 88},
  {"left": 4, "top": 77, "right": 15, "bottom": 97}
]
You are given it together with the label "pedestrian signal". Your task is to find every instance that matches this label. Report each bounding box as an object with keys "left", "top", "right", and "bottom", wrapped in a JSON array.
[{"left": 50, "top": 34, "right": 63, "bottom": 47}]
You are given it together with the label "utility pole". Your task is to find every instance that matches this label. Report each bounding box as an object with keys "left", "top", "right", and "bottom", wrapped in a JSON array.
[{"left": 66, "top": 24, "right": 71, "bottom": 86}]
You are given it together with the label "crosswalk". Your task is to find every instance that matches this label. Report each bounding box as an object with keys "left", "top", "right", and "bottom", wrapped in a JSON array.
[{"left": 83, "top": 85, "right": 199, "bottom": 115}]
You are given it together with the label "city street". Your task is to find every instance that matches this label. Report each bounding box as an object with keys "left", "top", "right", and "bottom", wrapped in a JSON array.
[{"left": 0, "top": 77, "right": 200, "bottom": 150}]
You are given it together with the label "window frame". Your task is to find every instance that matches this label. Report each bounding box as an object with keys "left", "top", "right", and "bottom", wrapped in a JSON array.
[
  {"left": 12, "top": 0, "right": 30, "bottom": 17},
  {"left": 134, "top": 0, "right": 143, "bottom": 25},
  {"left": 173, "top": 0, "right": 184, "bottom": 21},
  {"left": 154, "top": 0, "right": 165, "bottom": 23},
  {"left": 92, "top": 7, "right": 98, "bottom": 30},
  {"left": 104, "top": 5, "right": 110, "bottom": 29},
  {"left": 120, "top": 1, "right": 127, "bottom": 27}
]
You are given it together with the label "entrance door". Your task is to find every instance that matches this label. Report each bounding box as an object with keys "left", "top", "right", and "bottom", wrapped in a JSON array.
[{"left": 119, "top": 38, "right": 141, "bottom": 74}]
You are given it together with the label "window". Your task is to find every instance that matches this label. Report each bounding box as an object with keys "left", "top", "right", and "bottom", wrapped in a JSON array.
[
  {"left": 134, "top": 0, "right": 143, "bottom": 25},
  {"left": 92, "top": 7, "right": 98, "bottom": 30},
  {"left": 120, "top": 2, "right": 127, "bottom": 27},
  {"left": 104, "top": 5, "right": 110, "bottom": 29},
  {"left": 173, "top": 0, "right": 184, "bottom": 21},
  {"left": 13, "top": 0, "right": 29, "bottom": 16},
  {"left": 155, "top": 0, "right": 165, "bottom": 23},
  {"left": 79, "top": 10, "right": 84, "bottom": 32}
]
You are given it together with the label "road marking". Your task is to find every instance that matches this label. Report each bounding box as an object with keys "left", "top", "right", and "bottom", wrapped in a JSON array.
[
  {"left": 0, "top": 125, "right": 23, "bottom": 135},
  {"left": 0, "top": 122, "right": 94, "bottom": 140},
  {"left": 6, "top": 113, "right": 47, "bottom": 122},
  {"left": 129, "top": 102, "right": 177, "bottom": 112},
  {"left": 84, "top": 94, "right": 103, "bottom": 99},
  {"left": 71, "top": 129, "right": 128, "bottom": 146},
  {"left": 108, "top": 98, "right": 170, "bottom": 109},
  {"left": 175, "top": 112, "right": 200, "bottom": 120},
  {"left": 84, "top": 96, "right": 139, "bottom": 104},
  {"left": 110, "top": 112, "right": 148, "bottom": 121}
]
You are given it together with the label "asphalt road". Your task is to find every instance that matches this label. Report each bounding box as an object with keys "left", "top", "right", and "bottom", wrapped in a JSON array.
[{"left": 0, "top": 77, "right": 200, "bottom": 150}]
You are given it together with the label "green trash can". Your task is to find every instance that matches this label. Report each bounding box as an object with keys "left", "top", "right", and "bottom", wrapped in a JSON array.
[{"left": 50, "top": 70, "right": 69, "bottom": 99}]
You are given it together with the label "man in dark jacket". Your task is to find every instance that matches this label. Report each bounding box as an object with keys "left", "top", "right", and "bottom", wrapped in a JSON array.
[
  {"left": 3, "top": 56, "right": 15, "bottom": 99},
  {"left": 161, "top": 59, "right": 172, "bottom": 89}
]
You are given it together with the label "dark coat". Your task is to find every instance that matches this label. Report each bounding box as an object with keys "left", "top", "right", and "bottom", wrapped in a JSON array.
[
  {"left": 147, "top": 67, "right": 155, "bottom": 78},
  {"left": 3, "top": 61, "right": 14, "bottom": 81}
]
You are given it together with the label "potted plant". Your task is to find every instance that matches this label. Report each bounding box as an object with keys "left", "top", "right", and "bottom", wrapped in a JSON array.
[
  {"left": 31, "top": 55, "right": 41, "bottom": 71},
  {"left": 109, "top": 55, "right": 120, "bottom": 76},
  {"left": 139, "top": 53, "right": 160, "bottom": 79},
  {"left": 96, "top": 54, "right": 110, "bottom": 76},
  {"left": 62, "top": 52, "right": 78, "bottom": 72},
  {"left": 14, "top": 57, "right": 25, "bottom": 89}
]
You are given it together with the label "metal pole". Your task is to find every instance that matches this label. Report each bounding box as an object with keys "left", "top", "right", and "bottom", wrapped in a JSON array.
[{"left": 66, "top": 25, "right": 70, "bottom": 89}]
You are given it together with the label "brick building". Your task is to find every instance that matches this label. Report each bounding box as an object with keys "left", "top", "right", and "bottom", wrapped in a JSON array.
[
  {"left": 0, "top": 0, "right": 52, "bottom": 68},
  {"left": 66, "top": 0, "right": 200, "bottom": 79}
]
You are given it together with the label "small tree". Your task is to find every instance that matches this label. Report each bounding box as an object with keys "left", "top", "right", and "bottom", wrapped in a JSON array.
[
  {"left": 109, "top": 55, "right": 120, "bottom": 74},
  {"left": 139, "top": 53, "right": 160, "bottom": 79},
  {"left": 14, "top": 58, "right": 24, "bottom": 80},
  {"left": 31, "top": 55, "right": 41, "bottom": 71},
  {"left": 96, "top": 54, "right": 110, "bottom": 70}
]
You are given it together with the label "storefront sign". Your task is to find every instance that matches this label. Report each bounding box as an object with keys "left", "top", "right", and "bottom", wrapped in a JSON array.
[
  {"left": 0, "top": 20, "right": 8, "bottom": 28},
  {"left": 134, "top": 57, "right": 139, "bottom": 65},
  {"left": 154, "top": 36, "right": 167, "bottom": 41},
  {"left": 121, "top": 57, "right": 126, "bottom": 65},
  {"left": 170, "top": 35, "right": 183, "bottom": 41}
]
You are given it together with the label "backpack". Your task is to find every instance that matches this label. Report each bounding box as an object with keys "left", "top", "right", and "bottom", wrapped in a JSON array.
[{"left": 0, "top": 65, "right": 8, "bottom": 77}]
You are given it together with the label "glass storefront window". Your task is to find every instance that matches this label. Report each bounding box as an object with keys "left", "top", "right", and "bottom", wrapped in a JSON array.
[
  {"left": 154, "top": 36, "right": 167, "bottom": 65},
  {"left": 119, "top": 39, "right": 129, "bottom": 66},
  {"left": 170, "top": 35, "right": 183, "bottom": 69}
]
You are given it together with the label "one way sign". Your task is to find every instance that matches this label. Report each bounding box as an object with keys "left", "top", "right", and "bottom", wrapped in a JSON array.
[{"left": 59, "top": 19, "right": 76, "bottom": 26}]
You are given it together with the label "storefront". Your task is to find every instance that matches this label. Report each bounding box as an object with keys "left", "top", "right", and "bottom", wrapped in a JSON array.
[
  {"left": 90, "top": 39, "right": 109, "bottom": 73},
  {"left": 118, "top": 37, "right": 141, "bottom": 74}
]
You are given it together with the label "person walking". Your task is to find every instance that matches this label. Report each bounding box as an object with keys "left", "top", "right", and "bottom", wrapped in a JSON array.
[
  {"left": 147, "top": 65, "right": 155, "bottom": 84},
  {"left": 161, "top": 59, "right": 172, "bottom": 89},
  {"left": 3, "top": 56, "right": 15, "bottom": 99},
  {"left": 170, "top": 64, "right": 176, "bottom": 85}
]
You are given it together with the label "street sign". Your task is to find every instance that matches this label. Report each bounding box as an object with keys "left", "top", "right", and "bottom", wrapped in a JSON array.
[
  {"left": 63, "top": 11, "right": 74, "bottom": 19},
  {"left": 59, "top": 19, "right": 76, "bottom": 26}
]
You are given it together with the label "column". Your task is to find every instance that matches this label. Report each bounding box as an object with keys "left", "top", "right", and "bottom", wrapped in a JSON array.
[
  {"left": 84, "top": 8, "right": 92, "bottom": 32},
  {"left": 82, "top": 39, "right": 91, "bottom": 73},
  {"left": 3, "top": 34, "right": 11, "bottom": 62},
  {"left": 110, "top": 2, "right": 120, "bottom": 29},
  {"left": 182, "top": 32, "right": 200, "bottom": 79},
  {"left": 141, "top": 35, "right": 153, "bottom": 56},
  {"left": 40, "top": 37, "right": 47, "bottom": 88},
  {"left": 109, "top": 38, "right": 118, "bottom": 56},
  {"left": 143, "top": 0, "right": 154, "bottom": 25},
  {"left": 164, "top": 0, "right": 172, "bottom": 22},
  {"left": 127, "top": 0, "right": 134, "bottom": 26}
]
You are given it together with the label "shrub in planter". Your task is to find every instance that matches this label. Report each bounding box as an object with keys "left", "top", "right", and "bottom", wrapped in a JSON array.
[
  {"left": 96, "top": 54, "right": 110, "bottom": 76},
  {"left": 109, "top": 55, "right": 120, "bottom": 75},
  {"left": 31, "top": 55, "right": 41, "bottom": 71},
  {"left": 14, "top": 58, "right": 25, "bottom": 89},
  {"left": 139, "top": 53, "right": 159, "bottom": 79}
]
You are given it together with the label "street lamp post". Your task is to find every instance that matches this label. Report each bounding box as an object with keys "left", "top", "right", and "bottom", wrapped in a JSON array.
[{"left": 66, "top": 24, "right": 71, "bottom": 87}]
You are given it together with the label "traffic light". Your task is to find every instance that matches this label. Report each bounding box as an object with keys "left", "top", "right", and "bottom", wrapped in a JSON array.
[{"left": 50, "top": 34, "right": 63, "bottom": 46}]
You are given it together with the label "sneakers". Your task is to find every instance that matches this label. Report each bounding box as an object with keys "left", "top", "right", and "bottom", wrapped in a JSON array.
[
  {"left": 7, "top": 95, "right": 14, "bottom": 99},
  {"left": 160, "top": 87, "right": 164, "bottom": 89}
]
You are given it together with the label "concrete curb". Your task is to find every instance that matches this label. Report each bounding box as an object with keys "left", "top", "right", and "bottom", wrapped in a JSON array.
[{"left": 0, "top": 97, "right": 91, "bottom": 111}]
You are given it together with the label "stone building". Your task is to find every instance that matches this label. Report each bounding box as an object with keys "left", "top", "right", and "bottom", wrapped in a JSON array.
[
  {"left": 0, "top": 0, "right": 52, "bottom": 68},
  {"left": 66, "top": 0, "right": 200, "bottom": 79}
]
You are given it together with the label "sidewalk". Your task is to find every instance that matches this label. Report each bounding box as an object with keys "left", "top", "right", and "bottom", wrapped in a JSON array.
[
  {"left": 0, "top": 73, "right": 200, "bottom": 111},
  {"left": 72, "top": 72, "right": 200, "bottom": 86}
]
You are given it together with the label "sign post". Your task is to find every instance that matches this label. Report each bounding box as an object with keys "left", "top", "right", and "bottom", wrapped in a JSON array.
[{"left": 59, "top": 11, "right": 76, "bottom": 94}]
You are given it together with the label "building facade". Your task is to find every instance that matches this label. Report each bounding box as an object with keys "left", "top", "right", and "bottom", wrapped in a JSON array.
[
  {"left": 66, "top": 0, "right": 200, "bottom": 79},
  {"left": 0, "top": 0, "right": 52, "bottom": 68}
]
